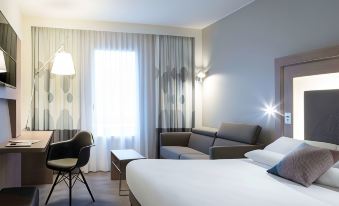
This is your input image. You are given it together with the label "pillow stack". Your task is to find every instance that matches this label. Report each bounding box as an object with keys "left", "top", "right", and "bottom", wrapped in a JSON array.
[{"left": 245, "top": 137, "right": 339, "bottom": 187}]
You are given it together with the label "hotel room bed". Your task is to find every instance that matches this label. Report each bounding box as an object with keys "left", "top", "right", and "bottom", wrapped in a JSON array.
[{"left": 126, "top": 159, "right": 339, "bottom": 206}]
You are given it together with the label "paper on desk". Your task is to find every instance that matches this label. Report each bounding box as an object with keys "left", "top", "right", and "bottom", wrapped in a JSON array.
[
  {"left": 9, "top": 139, "right": 41, "bottom": 144},
  {"left": 6, "top": 142, "right": 32, "bottom": 147}
]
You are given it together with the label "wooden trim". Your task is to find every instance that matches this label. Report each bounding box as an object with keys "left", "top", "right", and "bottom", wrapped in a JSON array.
[{"left": 275, "top": 45, "right": 339, "bottom": 137}]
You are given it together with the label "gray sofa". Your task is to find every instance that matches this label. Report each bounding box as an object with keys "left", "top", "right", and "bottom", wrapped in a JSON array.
[{"left": 160, "top": 123, "right": 263, "bottom": 160}]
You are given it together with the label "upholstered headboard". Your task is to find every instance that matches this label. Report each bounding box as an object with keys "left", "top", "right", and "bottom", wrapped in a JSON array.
[{"left": 304, "top": 89, "right": 339, "bottom": 145}]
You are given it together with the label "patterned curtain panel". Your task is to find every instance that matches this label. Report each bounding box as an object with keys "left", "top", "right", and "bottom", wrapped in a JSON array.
[
  {"left": 31, "top": 27, "right": 81, "bottom": 131},
  {"left": 155, "top": 35, "right": 195, "bottom": 130}
]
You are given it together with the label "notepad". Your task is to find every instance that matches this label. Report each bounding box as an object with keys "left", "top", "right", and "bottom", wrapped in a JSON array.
[
  {"left": 5, "top": 139, "right": 41, "bottom": 147},
  {"left": 6, "top": 142, "right": 32, "bottom": 147},
  {"left": 9, "top": 139, "right": 41, "bottom": 144}
]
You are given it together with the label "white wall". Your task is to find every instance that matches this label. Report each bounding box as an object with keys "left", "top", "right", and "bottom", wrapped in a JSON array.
[
  {"left": 0, "top": 0, "right": 22, "bottom": 37},
  {"left": 20, "top": 16, "right": 203, "bottom": 129}
]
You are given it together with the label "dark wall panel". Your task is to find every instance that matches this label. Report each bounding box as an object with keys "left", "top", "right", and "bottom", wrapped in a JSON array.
[{"left": 304, "top": 90, "right": 339, "bottom": 144}]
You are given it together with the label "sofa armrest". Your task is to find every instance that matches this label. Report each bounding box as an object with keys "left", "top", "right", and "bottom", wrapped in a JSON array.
[
  {"left": 160, "top": 132, "right": 191, "bottom": 147},
  {"left": 209, "top": 144, "right": 265, "bottom": 160}
]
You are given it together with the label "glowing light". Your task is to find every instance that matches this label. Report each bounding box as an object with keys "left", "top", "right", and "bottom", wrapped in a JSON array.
[
  {"left": 263, "top": 103, "right": 279, "bottom": 117},
  {"left": 51, "top": 52, "right": 75, "bottom": 75},
  {"left": 197, "top": 71, "right": 206, "bottom": 79}
]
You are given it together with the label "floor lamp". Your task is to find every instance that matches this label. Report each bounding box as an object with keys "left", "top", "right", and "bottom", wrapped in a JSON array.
[{"left": 25, "top": 46, "right": 75, "bottom": 130}]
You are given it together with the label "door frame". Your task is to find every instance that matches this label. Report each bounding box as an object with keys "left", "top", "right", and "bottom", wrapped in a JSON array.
[{"left": 275, "top": 45, "right": 339, "bottom": 138}]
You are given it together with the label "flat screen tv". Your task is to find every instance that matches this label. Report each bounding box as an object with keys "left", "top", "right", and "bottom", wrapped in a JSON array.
[{"left": 0, "top": 10, "right": 17, "bottom": 88}]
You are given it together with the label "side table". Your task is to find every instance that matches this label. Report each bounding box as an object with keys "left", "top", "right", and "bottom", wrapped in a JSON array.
[{"left": 111, "top": 149, "right": 145, "bottom": 196}]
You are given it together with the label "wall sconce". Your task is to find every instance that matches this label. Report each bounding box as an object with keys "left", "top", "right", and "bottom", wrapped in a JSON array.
[
  {"left": 196, "top": 70, "right": 207, "bottom": 82},
  {"left": 262, "top": 103, "right": 280, "bottom": 117}
]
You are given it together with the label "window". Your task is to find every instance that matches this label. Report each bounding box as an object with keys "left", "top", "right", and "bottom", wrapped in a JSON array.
[{"left": 94, "top": 50, "right": 138, "bottom": 137}]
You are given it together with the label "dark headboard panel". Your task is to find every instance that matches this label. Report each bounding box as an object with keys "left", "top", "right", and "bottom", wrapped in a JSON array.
[{"left": 304, "top": 89, "right": 339, "bottom": 144}]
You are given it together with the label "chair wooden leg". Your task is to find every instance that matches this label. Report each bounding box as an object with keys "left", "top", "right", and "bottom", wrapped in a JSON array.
[
  {"left": 79, "top": 170, "right": 95, "bottom": 202},
  {"left": 69, "top": 171, "right": 72, "bottom": 206},
  {"left": 45, "top": 171, "right": 61, "bottom": 205}
]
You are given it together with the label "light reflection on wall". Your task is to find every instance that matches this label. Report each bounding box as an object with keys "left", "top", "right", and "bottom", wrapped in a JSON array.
[{"left": 293, "top": 72, "right": 339, "bottom": 140}]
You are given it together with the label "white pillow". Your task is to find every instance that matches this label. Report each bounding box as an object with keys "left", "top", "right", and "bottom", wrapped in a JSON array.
[
  {"left": 264, "top": 137, "right": 303, "bottom": 155},
  {"left": 304, "top": 140, "right": 339, "bottom": 168},
  {"left": 316, "top": 168, "right": 339, "bottom": 188},
  {"left": 304, "top": 140, "right": 338, "bottom": 151},
  {"left": 245, "top": 149, "right": 284, "bottom": 167}
]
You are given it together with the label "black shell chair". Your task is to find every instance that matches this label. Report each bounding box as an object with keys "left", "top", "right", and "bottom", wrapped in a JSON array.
[{"left": 45, "top": 131, "right": 95, "bottom": 206}]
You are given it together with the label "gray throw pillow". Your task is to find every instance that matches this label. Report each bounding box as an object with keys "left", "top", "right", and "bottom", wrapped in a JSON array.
[{"left": 267, "top": 143, "right": 339, "bottom": 187}]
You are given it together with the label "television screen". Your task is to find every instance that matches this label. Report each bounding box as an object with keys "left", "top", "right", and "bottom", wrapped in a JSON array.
[{"left": 0, "top": 10, "right": 17, "bottom": 88}]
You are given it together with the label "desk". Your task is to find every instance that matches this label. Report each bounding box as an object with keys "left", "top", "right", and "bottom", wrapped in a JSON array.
[{"left": 0, "top": 131, "right": 53, "bottom": 185}]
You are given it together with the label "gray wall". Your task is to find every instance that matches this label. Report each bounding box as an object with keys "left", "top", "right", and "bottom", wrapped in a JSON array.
[{"left": 202, "top": 0, "right": 339, "bottom": 143}]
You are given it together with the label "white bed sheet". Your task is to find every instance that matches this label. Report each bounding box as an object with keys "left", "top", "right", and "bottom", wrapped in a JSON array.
[{"left": 126, "top": 159, "right": 339, "bottom": 206}]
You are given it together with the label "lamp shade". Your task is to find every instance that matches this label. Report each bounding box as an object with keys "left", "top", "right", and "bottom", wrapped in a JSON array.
[
  {"left": 51, "top": 51, "right": 75, "bottom": 75},
  {"left": 0, "top": 50, "right": 6, "bottom": 73}
]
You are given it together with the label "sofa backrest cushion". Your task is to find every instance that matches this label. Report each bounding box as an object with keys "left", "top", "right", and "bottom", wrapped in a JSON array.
[
  {"left": 213, "top": 138, "right": 248, "bottom": 147},
  {"left": 192, "top": 127, "right": 217, "bottom": 137},
  {"left": 188, "top": 128, "right": 216, "bottom": 154},
  {"left": 216, "top": 123, "right": 262, "bottom": 145}
]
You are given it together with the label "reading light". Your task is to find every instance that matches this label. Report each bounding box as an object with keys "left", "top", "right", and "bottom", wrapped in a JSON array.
[
  {"left": 25, "top": 46, "right": 75, "bottom": 130},
  {"left": 0, "top": 50, "right": 6, "bottom": 73},
  {"left": 51, "top": 51, "right": 75, "bottom": 75},
  {"left": 197, "top": 71, "right": 206, "bottom": 79},
  {"left": 196, "top": 70, "right": 207, "bottom": 82},
  {"left": 263, "top": 103, "right": 279, "bottom": 117}
]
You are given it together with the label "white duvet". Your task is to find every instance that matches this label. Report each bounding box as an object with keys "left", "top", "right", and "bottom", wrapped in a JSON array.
[{"left": 126, "top": 159, "right": 339, "bottom": 206}]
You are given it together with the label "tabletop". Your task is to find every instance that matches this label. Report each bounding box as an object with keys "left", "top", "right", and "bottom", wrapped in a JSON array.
[{"left": 111, "top": 149, "right": 145, "bottom": 161}]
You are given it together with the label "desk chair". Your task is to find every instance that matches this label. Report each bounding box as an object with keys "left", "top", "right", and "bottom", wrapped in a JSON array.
[{"left": 45, "top": 131, "right": 95, "bottom": 206}]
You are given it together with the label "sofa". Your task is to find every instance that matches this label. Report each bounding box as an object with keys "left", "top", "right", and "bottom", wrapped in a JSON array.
[{"left": 160, "top": 123, "right": 263, "bottom": 159}]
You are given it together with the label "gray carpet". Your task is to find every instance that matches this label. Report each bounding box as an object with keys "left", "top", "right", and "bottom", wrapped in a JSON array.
[{"left": 38, "top": 172, "right": 130, "bottom": 206}]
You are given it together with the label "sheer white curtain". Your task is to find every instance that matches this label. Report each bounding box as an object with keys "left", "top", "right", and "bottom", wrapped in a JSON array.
[{"left": 81, "top": 32, "right": 157, "bottom": 172}]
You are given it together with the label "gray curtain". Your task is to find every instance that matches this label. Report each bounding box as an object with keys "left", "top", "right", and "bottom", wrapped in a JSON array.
[{"left": 155, "top": 35, "right": 195, "bottom": 130}]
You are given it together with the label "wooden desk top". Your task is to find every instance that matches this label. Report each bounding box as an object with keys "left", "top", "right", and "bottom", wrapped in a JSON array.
[{"left": 0, "top": 131, "right": 53, "bottom": 153}]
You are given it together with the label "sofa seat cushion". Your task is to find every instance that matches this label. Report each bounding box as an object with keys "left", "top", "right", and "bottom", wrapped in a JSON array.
[
  {"left": 0, "top": 187, "right": 39, "bottom": 206},
  {"left": 180, "top": 153, "right": 209, "bottom": 160},
  {"left": 213, "top": 138, "right": 248, "bottom": 147},
  {"left": 160, "top": 146, "right": 204, "bottom": 159}
]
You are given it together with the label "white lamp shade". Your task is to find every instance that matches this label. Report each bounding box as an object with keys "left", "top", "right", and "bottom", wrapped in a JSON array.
[
  {"left": 0, "top": 50, "right": 6, "bottom": 73},
  {"left": 51, "top": 52, "right": 75, "bottom": 75}
]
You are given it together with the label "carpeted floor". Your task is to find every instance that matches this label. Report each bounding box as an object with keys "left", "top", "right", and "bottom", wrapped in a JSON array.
[{"left": 38, "top": 172, "right": 130, "bottom": 206}]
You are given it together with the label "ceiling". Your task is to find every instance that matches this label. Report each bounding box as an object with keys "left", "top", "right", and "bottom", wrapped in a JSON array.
[{"left": 17, "top": 0, "right": 254, "bottom": 29}]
